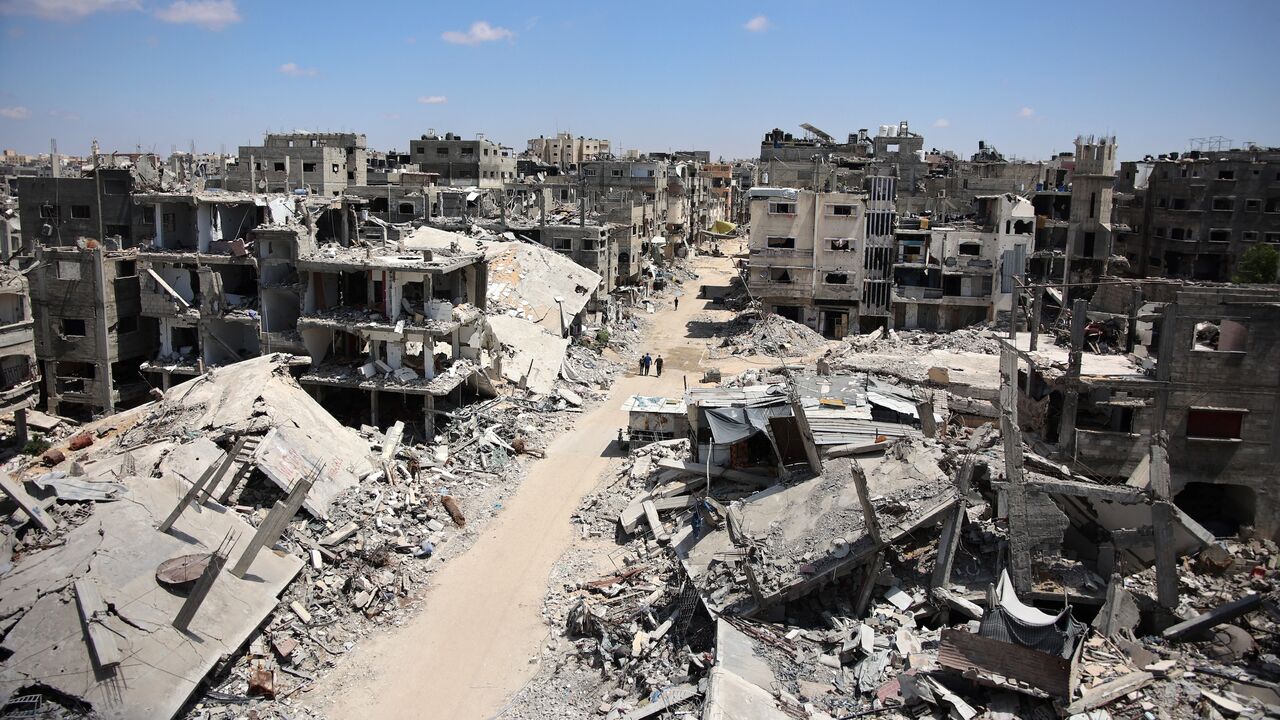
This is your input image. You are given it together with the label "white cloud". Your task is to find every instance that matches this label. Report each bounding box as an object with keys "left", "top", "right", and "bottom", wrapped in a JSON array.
[
  {"left": 0, "top": 106, "right": 31, "bottom": 120},
  {"left": 1017, "top": 106, "right": 1035, "bottom": 119},
  {"left": 0, "top": 0, "right": 138, "bottom": 21},
  {"left": 279, "top": 62, "right": 317, "bottom": 77},
  {"left": 441, "top": 20, "right": 513, "bottom": 45},
  {"left": 933, "top": 118, "right": 950, "bottom": 128},
  {"left": 417, "top": 95, "right": 447, "bottom": 105},
  {"left": 154, "top": 0, "right": 240, "bottom": 30},
  {"left": 744, "top": 15, "right": 769, "bottom": 32}
]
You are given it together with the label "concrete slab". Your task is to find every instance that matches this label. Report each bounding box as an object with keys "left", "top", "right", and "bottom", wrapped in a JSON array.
[{"left": 0, "top": 473, "right": 303, "bottom": 719}]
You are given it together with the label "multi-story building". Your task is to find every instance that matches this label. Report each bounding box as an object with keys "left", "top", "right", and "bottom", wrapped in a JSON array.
[
  {"left": 1113, "top": 146, "right": 1280, "bottom": 282},
  {"left": 0, "top": 267, "right": 41, "bottom": 423},
  {"left": 893, "top": 194, "right": 1034, "bottom": 331},
  {"left": 30, "top": 245, "right": 153, "bottom": 419},
  {"left": 226, "top": 132, "right": 367, "bottom": 197},
  {"left": 1062, "top": 135, "right": 1117, "bottom": 286},
  {"left": 16, "top": 168, "right": 143, "bottom": 254},
  {"left": 745, "top": 187, "right": 868, "bottom": 337},
  {"left": 527, "top": 133, "right": 610, "bottom": 170},
  {"left": 410, "top": 132, "right": 516, "bottom": 189}
]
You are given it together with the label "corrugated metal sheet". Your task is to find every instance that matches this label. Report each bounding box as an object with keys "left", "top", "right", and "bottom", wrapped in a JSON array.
[{"left": 937, "top": 628, "right": 1071, "bottom": 699}]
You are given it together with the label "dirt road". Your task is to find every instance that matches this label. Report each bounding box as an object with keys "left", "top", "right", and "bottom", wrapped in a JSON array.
[{"left": 310, "top": 252, "right": 739, "bottom": 720}]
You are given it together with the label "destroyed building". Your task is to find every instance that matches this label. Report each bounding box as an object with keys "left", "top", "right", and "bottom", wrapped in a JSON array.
[
  {"left": 410, "top": 132, "right": 516, "bottom": 188},
  {"left": 893, "top": 193, "right": 1034, "bottom": 331},
  {"left": 745, "top": 187, "right": 870, "bottom": 337},
  {"left": 30, "top": 245, "right": 151, "bottom": 419},
  {"left": 1113, "top": 145, "right": 1280, "bottom": 281},
  {"left": 1017, "top": 282, "right": 1280, "bottom": 537},
  {"left": 15, "top": 168, "right": 143, "bottom": 254},
  {"left": 0, "top": 267, "right": 39, "bottom": 420},
  {"left": 225, "top": 132, "right": 368, "bottom": 197}
]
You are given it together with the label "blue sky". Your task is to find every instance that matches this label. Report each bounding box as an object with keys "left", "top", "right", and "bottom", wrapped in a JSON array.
[{"left": 1, "top": 0, "right": 1277, "bottom": 162}]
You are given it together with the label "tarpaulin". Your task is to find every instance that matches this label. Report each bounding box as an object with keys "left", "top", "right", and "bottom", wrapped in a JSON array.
[
  {"left": 710, "top": 220, "right": 737, "bottom": 235},
  {"left": 705, "top": 405, "right": 790, "bottom": 444},
  {"left": 978, "top": 571, "right": 1084, "bottom": 659}
]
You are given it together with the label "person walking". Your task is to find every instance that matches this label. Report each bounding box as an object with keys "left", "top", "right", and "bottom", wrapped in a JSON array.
[
  {"left": 674, "top": 297, "right": 679, "bottom": 311},
  {"left": 642, "top": 353, "right": 652, "bottom": 375},
  {"left": 638, "top": 356, "right": 646, "bottom": 376},
  {"left": 655, "top": 356, "right": 664, "bottom": 377}
]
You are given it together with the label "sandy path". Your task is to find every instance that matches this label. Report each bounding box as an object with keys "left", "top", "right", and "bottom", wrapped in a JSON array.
[{"left": 309, "top": 253, "right": 737, "bottom": 720}]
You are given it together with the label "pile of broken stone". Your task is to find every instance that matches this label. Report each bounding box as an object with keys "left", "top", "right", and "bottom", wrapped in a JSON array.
[{"left": 518, "top": 424, "right": 1280, "bottom": 720}]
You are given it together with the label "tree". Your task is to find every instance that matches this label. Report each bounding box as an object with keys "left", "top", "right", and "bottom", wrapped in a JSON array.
[{"left": 1234, "top": 244, "right": 1280, "bottom": 284}]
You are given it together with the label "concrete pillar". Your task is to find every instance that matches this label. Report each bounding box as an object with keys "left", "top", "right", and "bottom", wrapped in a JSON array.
[
  {"left": 14, "top": 408, "right": 28, "bottom": 446},
  {"left": 423, "top": 395, "right": 435, "bottom": 442},
  {"left": 370, "top": 389, "right": 379, "bottom": 428},
  {"left": 1057, "top": 299, "right": 1088, "bottom": 454}
]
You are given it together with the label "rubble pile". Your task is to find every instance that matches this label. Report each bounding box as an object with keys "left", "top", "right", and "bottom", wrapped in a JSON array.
[
  {"left": 716, "top": 309, "right": 830, "bottom": 357},
  {"left": 506, "top": 361, "right": 1280, "bottom": 720},
  {"left": 849, "top": 325, "right": 1003, "bottom": 356}
]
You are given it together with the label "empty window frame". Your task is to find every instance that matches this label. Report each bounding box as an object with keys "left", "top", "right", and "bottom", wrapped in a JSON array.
[
  {"left": 1243, "top": 231, "right": 1258, "bottom": 242},
  {"left": 1218, "top": 169, "right": 1235, "bottom": 180},
  {"left": 1245, "top": 199, "right": 1261, "bottom": 212},
  {"left": 273, "top": 162, "right": 286, "bottom": 172},
  {"left": 827, "top": 237, "right": 852, "bottom": 251},
  {"left": 1185, "top": 407, "right": 1245, "bottom": 441},
  {"left": 398, "top": 202, "right": 415, "bottom": 215},
  {"left": 61, "top": 318, "right": 87, "bottom": 336},
  {"left": 1212, "top": 196, "right": 1234, "bottom": 211},
  {"left": 303, "top": 163, "right": 317, "bottom": 172},
  {"left": 766, "top": 236, "right": 796, "bottom": 249},
  {"left": 460, "top": 147, "right": 474, "bottom": 156},
  {"left": 1266, "top": 198, "right": 1280, "bottom": 213},
  {"left": 825, "top": 204, "right": 854, "bottom": 216},
  {"left": 958, "top": 242, "right": 982, "bottom": 256},
  {"left": 1191, "top": 318, "right": 1247, "bottom": 352},
  {"left": 70, "top": 205, "right": 91, "bottom": 219},
  {"left": 1208, "top": 229, "right": 1231, "bottom": 243},
  {"left": 436, "top": 147, "right": 449, "bottom": 155},
  {"left": 553, "top": 237, "right": 573, "bottom": 251},
  {"left": 331, "top": 164, "right": 340, "bottom": 174},
  {"left": 824, "top": 272, "right": 850, "bottom": 285},
  {"left": 768, "top": 202, "right": 796, "bottom": 215}
]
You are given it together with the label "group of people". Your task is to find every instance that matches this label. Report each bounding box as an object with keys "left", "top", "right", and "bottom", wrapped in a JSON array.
[{"left": 639, "top": 353, "right": 663, "bottom": 376}]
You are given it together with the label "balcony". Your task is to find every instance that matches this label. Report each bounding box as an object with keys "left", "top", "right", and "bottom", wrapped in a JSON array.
[{"left": 895, "top": 286, "right": 943, "bottom": 301}]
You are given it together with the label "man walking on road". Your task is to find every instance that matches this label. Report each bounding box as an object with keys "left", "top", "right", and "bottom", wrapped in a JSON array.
[
  {"left": 674, "top": 297, "right": 679, "bottom": 311},
  {"left": 638, "top": 356, "right": 646, "bottom": 376},
  {"left": 642, "top": 353, "right": 652, "bottom": 375},
  {"left": 655, "top": 356, "right": 664, "bottom": 376}
]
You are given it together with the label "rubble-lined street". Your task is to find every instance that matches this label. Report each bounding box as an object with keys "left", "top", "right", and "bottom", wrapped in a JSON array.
[
  {"left": 309, "top": 246, "right": 746, "bottom": 719},
  {"left": 2, "top": 7, "right": 1278, "bottom": 718}
]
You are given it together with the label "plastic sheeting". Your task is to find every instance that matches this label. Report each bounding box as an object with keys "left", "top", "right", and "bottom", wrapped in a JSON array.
[
  {"left": 978, "top": 570, "right": 1084, "bottom": 659},
  {"left": 704, "top": 405, "right": 790, "bottom": 444}
]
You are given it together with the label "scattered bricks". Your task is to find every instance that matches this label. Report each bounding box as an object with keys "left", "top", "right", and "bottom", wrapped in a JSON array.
[{"left": 247, "top": 666, "right": 275, "bottom": 699}]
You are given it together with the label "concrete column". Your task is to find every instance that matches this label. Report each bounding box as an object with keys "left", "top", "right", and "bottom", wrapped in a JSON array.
[
  {"left": 14, "top": 408, "right": 28, "bottom": 446},
  {"left": 370, "top": 389, "right": 379, "bottom": 428},
  {"left": 1057, "top": 299, "right": 1087, "bottom": 454},
  {"left": 423, "top": 395, "right": 435, "bottom": 442}
]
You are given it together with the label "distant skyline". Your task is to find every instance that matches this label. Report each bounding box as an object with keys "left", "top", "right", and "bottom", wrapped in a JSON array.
[{"left": 1, "top": 0, "right": 1277, "bottom": 163}]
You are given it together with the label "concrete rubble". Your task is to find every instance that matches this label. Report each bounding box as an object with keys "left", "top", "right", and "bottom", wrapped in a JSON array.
[
  {"left": 497, "top": 322, "right": 1280, "bottom": 720},
  {"left": 0, "top": 325, "right": 623, "bottom": 718}
]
